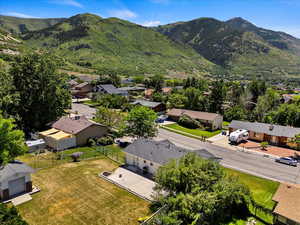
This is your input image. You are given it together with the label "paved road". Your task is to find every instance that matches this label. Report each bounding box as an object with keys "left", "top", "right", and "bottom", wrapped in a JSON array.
[{"left": 157, "top": 128, "right": 300, "bottom": 184}]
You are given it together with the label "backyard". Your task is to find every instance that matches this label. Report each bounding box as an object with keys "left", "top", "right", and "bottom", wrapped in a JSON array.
[
  {"left": 225, "top": 168, "right": 279, "bottom": 224},
  {"left": 162, "top": 123, "right": 221, "bottom": 138},
  {"left": 16, "top": 150, "right": 149, "bottom": 225}
]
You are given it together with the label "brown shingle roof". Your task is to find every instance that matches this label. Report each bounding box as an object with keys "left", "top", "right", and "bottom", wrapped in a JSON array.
[
  {"left": 272, "top": 183, "right": 300, "bottom": 223},
  {"left": 167, "top": 108, "right": 220, "bottom": 121},
  {"left": 52, "top": 116, "right": 100, "bottom": 135}
]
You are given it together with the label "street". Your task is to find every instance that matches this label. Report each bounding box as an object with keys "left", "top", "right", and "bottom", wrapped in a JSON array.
[{"left": 157, "top": 128, "right": 300, "bottom": 184}]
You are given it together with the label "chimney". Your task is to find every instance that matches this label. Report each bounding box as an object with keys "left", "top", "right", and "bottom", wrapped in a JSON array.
[{"left": 269, "top": 125, "right": 274, "bottom": 131}]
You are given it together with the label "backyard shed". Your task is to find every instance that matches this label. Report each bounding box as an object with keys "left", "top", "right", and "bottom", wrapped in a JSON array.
[
  {"left": 26, "top": 139, "right": 46, "bottom": 153},
  {"left": 0, "top": 161, "right": 34, "bottom": 201}
]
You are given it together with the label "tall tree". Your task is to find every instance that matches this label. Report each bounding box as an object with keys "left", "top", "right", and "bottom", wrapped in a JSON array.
[
  {"left": 255, "top": 88, "right": 280, "bottom": 121},
  {"left": 155, "top": 153, "right": 250, "bottom": 225},
  {"left": 209, "top": 80, "right": 225, "bottom": 113},
  {"left": 94, "top": 106, "right": 125, "bottom": 130},
  {"left": 9, "top": 53, "right": 71, "bottom": 132},
  {"left": 247, "top": 79, "right": 267, "bottom": 103},
  {"left": 144, "top": 74, "right": 164, "bottom": 91},
  {"left": 124, "top": 106, "right": 157, "bottom": 138},
  {"left": 0, "top": 204, "right": 28, "bottom": 225},
  {"left": 0, "top": 115, "right": 27, "bottom": 165}
]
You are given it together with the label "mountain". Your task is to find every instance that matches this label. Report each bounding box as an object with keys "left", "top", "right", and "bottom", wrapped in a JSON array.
[
  {"left": 226, "top": 17, "right": 300, "bottom": 56},
  {"left": 155, "top": 17, "right": 300, "bottom": 78},
  {"left": 0, "top": 15, "right": 65, "bottom": 34},
  {"left": 20, "top": 13, "right": 213, "bottom": 76}
]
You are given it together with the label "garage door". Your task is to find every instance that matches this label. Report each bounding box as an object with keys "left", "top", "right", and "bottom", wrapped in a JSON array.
[{"left": 8, "top": 177, "right": 25, "bottom": 197}]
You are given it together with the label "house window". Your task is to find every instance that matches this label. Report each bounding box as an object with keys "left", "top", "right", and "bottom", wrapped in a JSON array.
[{"left": 253, "top": 132, "right": 260, "bottom": 138}]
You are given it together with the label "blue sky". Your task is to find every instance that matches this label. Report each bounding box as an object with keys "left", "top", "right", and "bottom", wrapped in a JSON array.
[{"left": 1, "top": 0, "right": 300, "bottom": 37}]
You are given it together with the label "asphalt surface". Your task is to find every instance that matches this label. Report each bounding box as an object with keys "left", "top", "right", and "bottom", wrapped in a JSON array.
[{"left": 157, "top": 128, "right": 300, "bottom": 184}]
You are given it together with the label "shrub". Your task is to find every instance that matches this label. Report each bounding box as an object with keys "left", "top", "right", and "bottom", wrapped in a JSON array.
[
  {"left": 97, "top": 136, "right": 114, "bottom": 146},
  {"left": 87, "top": 138, "right": 96, "bottom": 147},
  {"left": 178, "top": 115, "right": 200, "bottom": 129}
]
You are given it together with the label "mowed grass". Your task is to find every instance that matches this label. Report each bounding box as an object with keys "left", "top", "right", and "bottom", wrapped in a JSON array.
[
  {"left": 16, "top": 157, "right": 150, "bottom": 225},
  {"left": 163, "top": 123, "right": 221, "bottom": 138}
]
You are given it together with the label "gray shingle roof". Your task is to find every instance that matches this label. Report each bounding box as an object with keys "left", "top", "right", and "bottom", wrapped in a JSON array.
[
  {"left": 0, "top": 161, "right": 35, "bottom": 183},
  {"left": 124, "top": 139, "right": 217, "bottom": 165},
  {"left": 229, "top": 120, "right": 300, "bottom": 138},
  {"left": 99, "top": 84, "right": 128, "bottom": 95},
  {"left": 131, "top": 100, "right": 162, "bottom": 108}
]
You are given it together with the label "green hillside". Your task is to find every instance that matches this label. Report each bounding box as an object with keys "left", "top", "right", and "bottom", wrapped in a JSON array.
[
  {"left": 155, "top": 17, "right": 300, "bottom": 78},
  {"left": 21, "top": 13, "right": 213, "bottom": 76},
  {"left": 0, "top": 15, "right": 65, "bottom": 34}
]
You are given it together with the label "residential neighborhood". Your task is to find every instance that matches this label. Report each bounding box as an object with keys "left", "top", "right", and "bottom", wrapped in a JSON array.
[{"left": 1, "top": 1, "right": 300, "bottom": 225}]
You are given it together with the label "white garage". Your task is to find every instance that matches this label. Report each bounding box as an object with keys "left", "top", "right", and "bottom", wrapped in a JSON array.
[{"left": 0, "top": 161, "right": 34, "bottom": 201}]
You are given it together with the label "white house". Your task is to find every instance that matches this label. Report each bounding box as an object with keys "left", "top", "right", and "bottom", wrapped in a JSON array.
[
  {"left": 0, "top": 161, "right": 35, "bottom": 201},
  {"left": 124, "top": 139, "right": 217, "bottom": 175}
]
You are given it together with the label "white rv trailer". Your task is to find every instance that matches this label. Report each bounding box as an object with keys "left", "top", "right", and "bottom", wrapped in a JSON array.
[{"left": 229, "top": 129, "right": 249, "bottom": 144}]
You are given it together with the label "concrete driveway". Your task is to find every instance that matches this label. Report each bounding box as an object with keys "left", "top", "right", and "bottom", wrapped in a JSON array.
[{"left": 105, "top": 167, "right": 157, "bottom": 201}]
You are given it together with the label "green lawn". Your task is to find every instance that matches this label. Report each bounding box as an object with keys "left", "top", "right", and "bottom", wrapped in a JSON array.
[
  {"left": 163, "top": 123, "right": 221, "bottom": 138},
  {"left": 83, "top": 100, "right": 100, "bottom": 107},
  {"left": 17, "top": 154, "right": 149, "bottom": 225},
  {"left": 225, "top": 168, "right": 279, "bottom": 224}
]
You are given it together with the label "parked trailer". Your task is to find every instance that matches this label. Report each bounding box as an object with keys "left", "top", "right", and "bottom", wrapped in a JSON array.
[{"left": 229, "top": 129, "right": 249, "bottom": 144}]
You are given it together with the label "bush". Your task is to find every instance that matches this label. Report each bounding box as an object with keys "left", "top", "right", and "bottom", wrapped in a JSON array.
[
  {"left": 87, "top": 138, "right": 96, "bottom": 147},
  {"left": 178, "top": 115, "right": 200, "bottom": 129},
  {"left": 97, "top": 136, "right": 114, "bottom": 146}
]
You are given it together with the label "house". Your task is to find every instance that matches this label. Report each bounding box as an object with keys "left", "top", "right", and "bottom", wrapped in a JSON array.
[
  {"left": 40, "top": 116, "right": 108, "bottom": 150},
  {"left": 26, "top": 139, "right": 46, "bottom": 153},
  {"left": 94, "top": 84, "right": 128, "bottom": 96},
  {"left": 229, "top": 120, "right": 300, "bottom": 148},
  {"left": 118, "top": 86, "right": 145, "bottom": 95},
  {"left": 124, "top": 139, "right": 217, "bottom": 175},
  {"left": 68, "top": 79, "right": 79, "bottom": 88},
  {"left": 162, "top": 87, "right": 173, "bottom": 94},
  {"left": 72, "top": 82, "right": 93, "bottom": 98},
  {"left": 167, "top": 108, "right": 223, "bottom": 130},
  {"left": 131, "top": 100, "right": 166, "bottom": 112},
  {"left": 0, "top": 161, "right": 34, "bottom": 201},
  {"left": 144, "top": 88, "right": 154, "bottom": 98},
  {"left": 272, "top": 183, "right": 300, "bottom": 225}
]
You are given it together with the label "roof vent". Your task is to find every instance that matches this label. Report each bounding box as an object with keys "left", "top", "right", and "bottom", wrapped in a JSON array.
[
  {"left": 269, "top": 125, "right": 274, "bottom": 131},
  {"left": 75, "top": 115, "right": 81, "bottom": 120}
]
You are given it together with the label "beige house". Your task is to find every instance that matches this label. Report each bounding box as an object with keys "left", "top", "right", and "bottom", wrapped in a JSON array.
[
  {"left": 167, "top": 108, "right": 223, "bottom": 130},
  {"left": 272, "top": 183, "right": 300, "bottom": 225},
  {"left": 0, "top": 161, "right": 34, "bottom": 201},
  {"left": 40, "top": 116, "right": 108, "bottom": 150}
]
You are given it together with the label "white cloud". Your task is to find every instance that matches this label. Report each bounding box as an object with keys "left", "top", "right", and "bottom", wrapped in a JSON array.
[
  {"left": 49, "top": 0, "right": 83, "bottom": 8},
  {"left": 1, "top": 12, "right": 38, "bottom": 18},
  {"left": 142, "top": 20, "right": 161, "bottom": 27},
  {"left": 271, "top": 26, "right": 300, "bottom": 38},
  {"left": 108, "top": 9, "right": 137, "bottom": 19}
]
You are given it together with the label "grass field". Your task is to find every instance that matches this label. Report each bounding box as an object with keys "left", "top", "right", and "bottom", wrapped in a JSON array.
[
  {"left": 16, "top": 156, "right": 150, "bottom": 225},
  {"left": 163, "top": 123, "right": 221, "bottom": 138},
  {"left": 225, "top": 168, "right": 279, "bottom": 224}
]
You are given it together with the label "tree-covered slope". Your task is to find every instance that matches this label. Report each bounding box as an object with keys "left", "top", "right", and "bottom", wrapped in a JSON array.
[
  {"left": 21, "top": 13, "right": 214, "bottom": 76},
  {"left": 0, "top": 15, "right": 65, "bottom": 34},
  {"left": 155, "top": 17, "right": 300, "bottom": 78}
]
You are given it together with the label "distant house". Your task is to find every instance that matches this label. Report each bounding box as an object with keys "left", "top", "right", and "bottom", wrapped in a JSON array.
[
  {"left": 72, "top": 82, "right": 93, "bottom": 98},
  {"left": 68, "top": 79, "right": 79, "bottom": 88},
  {"left": 94, "top": 84, "right": 128, "bottom": 96},
  {"left": 229, "top": 120, "right": 300, "bottom": 148},
  {"left": 162, "top": 87, "right": 173, "bottom": 95},
  {"left": 26, "top": 139, "right": 46, "bottom": 153},
  {"left": 118, "top": 86, "right": 145, "bottom": 95},
  {"left": 124, "top": 139, "right": 217, "bottom": 175},
  {"left": 272, "top": 183, "right": 300, "bottom": 225},
  {"left": 0, "top": 161, "right": 34, "bottom": 201},
  {"left": 40, "top": 116, "right": 108, "bottom": 150},
  {"left": 131, "top": 99, "right": 166, "bottom": 112},
  {"left": 144, "top": 88, "right": 154, "bottom": 98},
  {"left": 167, "top": 108, "right": 223, "bottom": 130}
]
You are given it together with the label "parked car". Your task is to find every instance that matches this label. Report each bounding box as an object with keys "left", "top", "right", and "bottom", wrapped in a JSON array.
[
  {"left": 275, "top": 157, "right": 298, "bottom": 167},
  {"left": 155, "top": 115, "right": 168, "bottom": 123}
]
